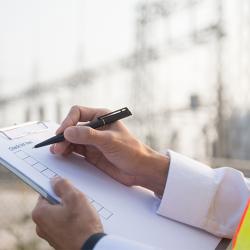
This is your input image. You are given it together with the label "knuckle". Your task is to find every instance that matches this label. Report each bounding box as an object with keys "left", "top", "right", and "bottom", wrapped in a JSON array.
[
  {"left": 73, "top": 191, "right": 84, "bottom": 203},
  {"left": 54, "top": 178, "right": 70, "bottom": 194},
  {"left": 88, "top": 127, "right": 97, "bottom": 138},
  {"left": 66, "top": 190, "right": 84, "bottom": 205},
  {"left": 97, "top": 132, "right": 116, "bottom": 149},
  {"left": 106, "top": 132, "right": 115, "bottom": 143},
  {"left": 36, "top": 226, "right": 44, "bottom": 238},
  {"left": 55, "top": 178, "right": 68, "bottom": 189},
  {"left": 65, "top": 105, "right": 81, "bottom": 126},
  {"left": 32, "top": 208, "right": 43, "bottom": 224},
  {"left": 70, "top": 105, "right": 80, "bottom": 113},
  {"left": 76, "top": 191, "right": 84, "bottom": 201}
]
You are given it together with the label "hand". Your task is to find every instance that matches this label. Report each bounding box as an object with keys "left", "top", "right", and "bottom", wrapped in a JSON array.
[
  {"left": 32, "top": 177, "right": 103, "bottom": 250},
  {"left": 51, "top": 106, "right": 170, "bottom": 196}
]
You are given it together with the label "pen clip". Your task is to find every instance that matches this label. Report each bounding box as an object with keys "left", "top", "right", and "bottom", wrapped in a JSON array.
[{"left": 97, "top": 107, "right": 132, "bottom": 120}]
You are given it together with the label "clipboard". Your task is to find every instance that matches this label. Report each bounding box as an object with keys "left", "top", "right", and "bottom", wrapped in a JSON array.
[
  {"left": 0, "top": 121, "right": 225, "bottom": 250},
  {"left": 0, "top": 121, "right": 60, "bottom": 204}
]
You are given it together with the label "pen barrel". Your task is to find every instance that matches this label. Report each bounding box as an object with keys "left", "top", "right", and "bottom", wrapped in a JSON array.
[
  {"left": 34, "top": 133, "right": 65, "bottom": 148},
  {"left": 86, "top": 119, "right": 105, "bottom": 129},
  {"left": 86, "top": 108, "right": 132, "bottom": 129},
  {"left": 34, "top": 107, "right": 132, "bottom": 148},
  {"left": 51, "top": 134, "right": 65, "bottom": 143}
]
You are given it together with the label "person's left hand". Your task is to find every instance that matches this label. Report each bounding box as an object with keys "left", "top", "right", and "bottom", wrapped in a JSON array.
[{"left": 32, "top": 177, "right": 103, "bottom": 250}]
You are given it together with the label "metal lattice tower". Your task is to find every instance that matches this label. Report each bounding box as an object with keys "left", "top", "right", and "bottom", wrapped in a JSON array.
[{"left": 131, "top": 0, "right": 226, "bottom": 151}]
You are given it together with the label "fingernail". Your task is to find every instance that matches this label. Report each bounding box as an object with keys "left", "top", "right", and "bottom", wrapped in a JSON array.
[
  {"left": 54, "top": 143, "right": 57, "bottom": 150},
  {"left": 51, "top": 176, "right": 62, "bottom": 186},
  {"left": 50, "top": 145, "right": 55, "bottom": 154},
  {"left": 53, "top": 143, "right": 60, "bottom": 153}
]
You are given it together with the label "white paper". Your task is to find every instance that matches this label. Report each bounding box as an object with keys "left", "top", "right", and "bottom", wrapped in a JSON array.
[{"left": 0, "top": 121, "right": 221, "bottom": 249}]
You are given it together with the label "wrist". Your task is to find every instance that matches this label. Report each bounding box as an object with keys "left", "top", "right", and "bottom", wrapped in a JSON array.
[{"left": 136, "top": 147, "right": 170, "bottom": 197}]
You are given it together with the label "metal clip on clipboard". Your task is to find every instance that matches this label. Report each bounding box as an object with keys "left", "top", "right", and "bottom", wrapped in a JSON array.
[{"left": 0, "top": 121, "right": 49, "bottom": 140}]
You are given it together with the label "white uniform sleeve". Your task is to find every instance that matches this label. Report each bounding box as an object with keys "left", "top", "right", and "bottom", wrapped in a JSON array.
[
  {"left": 95, "top": 150, "right": 250, "bottom": 249},
  {"left": 157, "top": 150, "right": 250, "bottom": 238},
  {"left": 94, "top": 235, "right": 160, "bottom": 250}
]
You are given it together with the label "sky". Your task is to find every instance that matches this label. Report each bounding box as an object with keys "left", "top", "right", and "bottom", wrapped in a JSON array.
[
  {"left": 0, "top": 0, "right": 249, "bottom": 109},
  {"left": 0, "top": 0, "right": 139, "bottom": 95}
]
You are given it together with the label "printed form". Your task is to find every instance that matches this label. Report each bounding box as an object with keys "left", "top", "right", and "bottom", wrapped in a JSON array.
[{"left": 0, "top": 121, "right": 221, "bottom": 249}]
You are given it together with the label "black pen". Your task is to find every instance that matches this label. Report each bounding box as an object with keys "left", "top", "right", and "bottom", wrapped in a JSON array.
[{"left": 33, "top": 107, "right": 132, "bottom": 149}]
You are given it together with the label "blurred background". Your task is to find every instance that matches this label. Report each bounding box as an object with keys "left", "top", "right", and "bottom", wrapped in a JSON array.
[{"left": 0, "top": 0, "right": 250, "bottom": 249}]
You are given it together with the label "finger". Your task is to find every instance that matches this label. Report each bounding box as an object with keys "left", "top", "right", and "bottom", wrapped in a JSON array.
[
  {"left": 62, "top": 144, "right": 75, "bottom": 156},
  {"left": 36, "top": 226, "right": 59, "bottom": 249},
  {"left": 51, "top": 176, "right": 76, "bottom": 201},
  {"left": 51, "top": 177, "right": 72, "bottom": 198},
  {"left": 32, "top": 197, "right": 54, "bottom": 225},
  {"left": 61, "top": 144, "right": 86, "bottom": 157},
  {"left": 35, "top": 195, "right": 51, "bottom": 208},
  {"left": 53, "top": 141, "right": 70, "bottom": 154},
  {"left": 64, "top": 126, "right": 112, "bottom": 149},
  {"left": 51, "top": 177, "right": 84, "bottom": 208},
  {"left": 50, "top": 143, "right": 71, "bottom": 155},
  {"left": 73, "top": 144, "right": 87, "bottom": 156},
  {"left": 50, "top": 144, "right": 55, "bottom": 154},
  {"left": 36, "top": 225, "right": 47, "bottom": 239},
  {"left": 57, "top": 106, "right": 109, "bottom": 134}
]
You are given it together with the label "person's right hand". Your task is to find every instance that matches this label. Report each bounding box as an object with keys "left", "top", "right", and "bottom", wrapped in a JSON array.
[{"left": 51, "top": 106, "right": 169, "bottom": 196}]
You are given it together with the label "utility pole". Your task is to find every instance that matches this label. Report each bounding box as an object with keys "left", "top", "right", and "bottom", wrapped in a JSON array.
[
  {"left": 132, "top": 0, "right": 158, "bottom": 147},
  {"left": 0, "top": 39, "right": 5, "bottom": 126},
  {"left": 76, "top": 0, "right": 85, "bottom": 71},
  {"left": 131, "top": 0, "right": 224, "bottom": 150},
  {"left": 31, "top": 59, "right": 44, "bottom": 121},
  {"left": 70, "top": 0, "right": 86, "bottom": 106},
  {"left": 215, "top": 0, "right": 227, "bottom": 158}
]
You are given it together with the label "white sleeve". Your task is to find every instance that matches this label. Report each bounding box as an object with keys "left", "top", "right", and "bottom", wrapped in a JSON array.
[
  {"left": 94, "top": 235, "right": 160, "bottom": 250},
  {"left": 157, "top": 150, "right": 250, "bottom": 238}
]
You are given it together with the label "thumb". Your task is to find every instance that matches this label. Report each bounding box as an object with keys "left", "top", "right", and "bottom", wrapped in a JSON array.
[
  {"left": 64, "top": 126, "right": 110, "bottom": 148},
  {"left": 51, "top": 177, "right": 85, "bottom": 207},
  {"left": 52, "top": 177, "right": 74, "bottom": 199}
]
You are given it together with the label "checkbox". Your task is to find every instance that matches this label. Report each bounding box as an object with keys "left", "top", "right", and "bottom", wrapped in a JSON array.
[
  {"left": 86, "top": 196, "right": 94, "bottom": 203},
  {"left": 24, "top": 157, "right": 38, "bottom": 166},
  {"left": 42, "top": 169, "right": 57, "bottom": 179},
  {"left": 99, "top": 208, "right": 112, "bottom": 220},
  {"left": 15, "top": 151, "right": 29, "bottom": 159},
  {"left": 33, "top": 163, "right": 47, "bottom": 172},
  {"left": 92, "top": 201, "right": 103, "bottom": 212}
]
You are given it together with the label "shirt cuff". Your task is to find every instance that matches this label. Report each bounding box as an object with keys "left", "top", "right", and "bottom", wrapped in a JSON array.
[
  {"left": 94, "top": 235, "right": 159, "bottom": 250},
  {"left": 157, "top": 150, "right": 217, "bottom": 229},
  {"left": 81, "top": 233, "right": 106, "bottom": 250}
]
